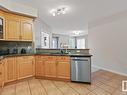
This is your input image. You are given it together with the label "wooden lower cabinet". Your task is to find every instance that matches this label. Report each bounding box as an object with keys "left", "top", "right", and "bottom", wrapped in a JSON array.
[
  {"left": 17, "top": 56, "right": 34, "bottom": 79},
  {"left": 1, "top": 55, "right": 70, "bottom": 86},
  {"left": 35, "top": 61, "right": 45, "bottom": 77},
  {"left": 0, "top": 60, "right": 5, "bottom": 87},
  {"left": 57, "top": 61, "right": 70, "bottom": 79},
  {"left": 4, "top": 56, "right": 34, "bottom": 83},
  {"left": 35, "top": 55, "right": 70, "bottom": 81},
  {"left": 5, "top": 57, "right": 18, "bottom": 82},
  {"left": 44, "top": 60, "right": 56, "bottom": 78}
]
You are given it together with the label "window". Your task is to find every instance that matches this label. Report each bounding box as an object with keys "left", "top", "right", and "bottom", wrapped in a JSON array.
[
  {"left": 52, "top": 37, "right": 59, "bottom": 48},
  {"left": 69, "top": 37, "right": 75, "bottom": 49},
  {"left": 41, "top": 32, "right": 49, "bottom": 48},
  {"left": 69, "top": 37, "right": 86, "bottom": 49},
  {"left": 77, "top": 38, "right": 85, "bottom": 49}
]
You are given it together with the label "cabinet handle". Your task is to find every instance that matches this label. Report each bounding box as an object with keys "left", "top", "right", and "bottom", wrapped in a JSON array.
[{"left": 0, "top": 72, "right": 2, "bottom": 75}]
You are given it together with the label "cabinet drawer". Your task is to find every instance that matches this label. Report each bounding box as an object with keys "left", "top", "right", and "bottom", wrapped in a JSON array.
[
  {"left": 35, "top": 56, "right": 46, "bottom": 61},
  {"left": 22, "top": 56, "right": 33, "bottom": 59},
  {"left": 45, "top": 56, "right": 56, "bottom": 60},
  {"left": 18, "top": 56, "right": 33, "bottom": 61},
  {"left": 56, "top": 56, "right": 70, "bottom": 61},
  {"left": 36, "top": 56, "right": 56, "bottom": 61}
]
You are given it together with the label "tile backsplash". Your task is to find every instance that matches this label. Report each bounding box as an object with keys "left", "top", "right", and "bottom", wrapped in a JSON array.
[
  {"left": 36, "top": 48, "right": 90, "bottom": 54},
  {"left": 0, "top": 41, "right": 33, "bottom": 55}
]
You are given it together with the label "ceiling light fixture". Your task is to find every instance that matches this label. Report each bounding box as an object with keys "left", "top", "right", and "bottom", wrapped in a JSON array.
[
  {"left": 73, "top": 31, "right": 82, "bottom": 35},
  {"left": 50, "top": 7, "right": 68, "bottom": 16}
]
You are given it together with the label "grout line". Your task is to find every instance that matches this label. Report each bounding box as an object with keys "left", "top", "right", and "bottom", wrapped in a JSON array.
[
  {"left": 66, "top": 82, "right": 98, "bottom": 95},
  {"left": 99, "top": 85, "right": 116, "bottom": 94},
  {"left": 91, "top": 78, "right": 116, "bottom": 94},
  {"left": 15, "top": 83, "right": 16, "bottom": 95},
  {"left": 50, "top": 80, "right": 64, "bottom": 95},
  {"left": 87, "top": 88, "right": 98, "bottom": 95},
  {"left": 53, "top": 80, "right": 80, "bottom": 95},
  {"left": 66, "top": 82, "right": 81, "bottom": 95},
  {"left": 51, "top": 81, "right": 65, "bottom": 95},
  {"left": 27, "top": 80, "right": 33, "bottom": 95},
  {"left": 39, "top": 79, "right": 48, "bottom": 95}
]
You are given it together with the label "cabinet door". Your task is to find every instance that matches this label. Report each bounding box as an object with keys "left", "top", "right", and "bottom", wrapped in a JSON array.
[
  {"left": 6, "top": 57, "right": 17, "bottom": 82},
  {"left": 35, "top": 60, "right": 45, "bottom": 77},
  {"left": 0, "top": 10, "right": 5, "bottom": 39},
  {"left": 17, "top": 56, "right": 34, "bottom": 79},
  {"left": 44, "top": 61, "right": 56, "bottom": 78},
  {"left": 5, "top": 14, "right": 20, "bottom": 40},
  {"left": 21, "top": 18, "right": 33, "bottom": 41},
  {"left": 0, "top": 62, "right": 4, "bottom": 87},
  {"left": 57, "top": 61, "right": 70, "bottom": 79}
]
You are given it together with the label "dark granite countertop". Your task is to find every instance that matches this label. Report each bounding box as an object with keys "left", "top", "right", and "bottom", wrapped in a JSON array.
[
  {"left": 0, "top": 54, "right": 33, "bottom": 61},
  {"left": 4, "top": 54, "right": 34, "bottom": 57},
  {"left": 35, "top": 53, "right": 92, "bottom": 57},
  {"left": 35, "top": 53, "right": 70, "bottom": 56},
  {"left": 0, "top": 53, "right": 92, "bottom": 62}
]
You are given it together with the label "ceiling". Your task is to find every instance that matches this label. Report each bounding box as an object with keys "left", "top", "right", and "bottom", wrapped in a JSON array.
[{"left": 10, "top": 0, "right": 127, "bottom": 35}]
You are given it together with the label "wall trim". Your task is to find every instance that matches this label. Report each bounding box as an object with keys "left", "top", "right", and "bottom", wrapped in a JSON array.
[{"left": 92, "top": 65, "right": 127, "bottom": 76}]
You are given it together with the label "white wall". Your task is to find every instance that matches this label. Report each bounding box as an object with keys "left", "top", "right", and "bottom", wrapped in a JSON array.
[
  {"left": 0, "top": 0, "right": 37, "bottom": 17},
  {"left": 88, "top": 12, "right": 127, "bottom": 76},
  {"left": 33, "top": 18, "right": 52, "bottom": 48}
]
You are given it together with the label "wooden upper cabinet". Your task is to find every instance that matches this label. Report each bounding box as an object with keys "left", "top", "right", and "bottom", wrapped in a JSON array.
[
  {"left": 5, "top": 14, "right": 21, "bottom": 40},
  {"left": 0, "top": 10, "right": 5, "bottom": 40},
  {"left": 5, "top": 57, "right": 17, "bottom": 82},
  {"left": 21, "top": 17, "right": 33, "bottom": 41},
  {"left": 0, "top": 11, "right": 34, "bottom": 41}
]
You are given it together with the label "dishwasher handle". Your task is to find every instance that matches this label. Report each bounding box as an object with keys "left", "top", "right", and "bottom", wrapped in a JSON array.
[{"left": 71, "top": 59, "right": 88, "bottom": 61}]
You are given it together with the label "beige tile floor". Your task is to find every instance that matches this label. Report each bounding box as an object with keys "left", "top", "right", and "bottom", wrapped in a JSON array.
[{"left": 0, "top": 70, "right": 127, "bottom": 95}]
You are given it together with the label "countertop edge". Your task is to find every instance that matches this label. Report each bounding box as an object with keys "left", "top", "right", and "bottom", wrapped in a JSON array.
[{"left": 0, "top": 53, "right": 92, "bottom": 62}]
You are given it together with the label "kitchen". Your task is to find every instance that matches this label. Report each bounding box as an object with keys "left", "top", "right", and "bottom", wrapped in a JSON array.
[{"left": 0, "top": 0, "right": 127, "bottom": 95}]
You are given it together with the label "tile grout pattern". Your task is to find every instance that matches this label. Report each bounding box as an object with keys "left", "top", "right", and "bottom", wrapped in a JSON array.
[{"left": 0, "top": 70, "right": 127, "bottom": 95}]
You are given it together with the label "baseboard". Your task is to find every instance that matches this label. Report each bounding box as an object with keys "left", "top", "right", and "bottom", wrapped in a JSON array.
[
  {"left": 92, "top": 65, "right": 127, "bottom": 76},
  {"left": 91, "top": 65, "right": 100, "bottom": 72}
]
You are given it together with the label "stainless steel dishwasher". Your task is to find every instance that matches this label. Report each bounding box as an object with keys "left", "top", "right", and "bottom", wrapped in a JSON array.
[{"left": 71, "top": 57, "right": 91, "bottom": 83}]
